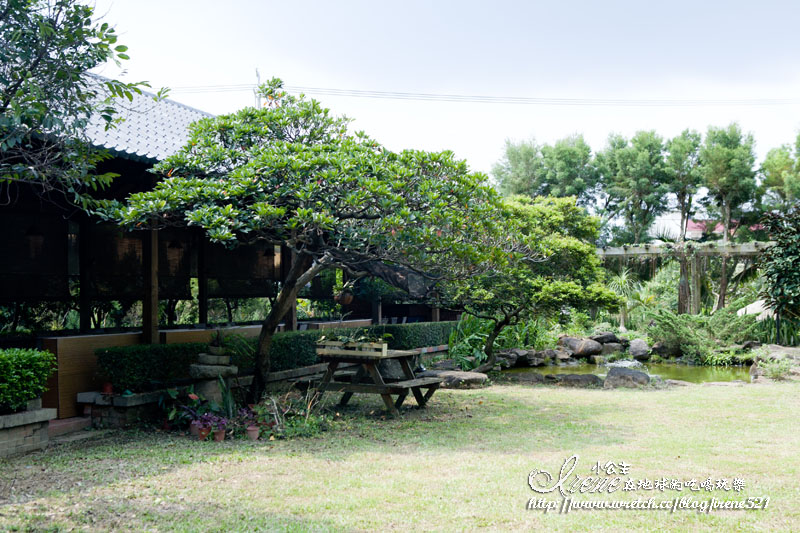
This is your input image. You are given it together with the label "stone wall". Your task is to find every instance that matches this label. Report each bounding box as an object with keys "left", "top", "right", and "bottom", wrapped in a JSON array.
[{"left": 0, "top": 399, "right": 56, "bottom": 458}]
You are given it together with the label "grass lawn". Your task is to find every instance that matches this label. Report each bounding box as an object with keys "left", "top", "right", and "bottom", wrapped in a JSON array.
[{"left": 1, "top": 381, "right": 798, "bottom": 532}]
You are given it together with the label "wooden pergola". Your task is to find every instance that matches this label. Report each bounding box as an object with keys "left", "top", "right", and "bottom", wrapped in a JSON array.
[{"left": 596, "top": 241, "right": 774, "bottom": 314}]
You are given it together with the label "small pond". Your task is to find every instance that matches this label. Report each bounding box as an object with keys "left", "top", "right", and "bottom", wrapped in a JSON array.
[{"left": 510, "top": 362, "right": 752, "bottom": 384}]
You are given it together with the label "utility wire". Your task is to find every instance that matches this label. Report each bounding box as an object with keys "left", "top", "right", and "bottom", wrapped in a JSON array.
[{"left": 166, "top": 83, "right": 800, "bottom": 107}]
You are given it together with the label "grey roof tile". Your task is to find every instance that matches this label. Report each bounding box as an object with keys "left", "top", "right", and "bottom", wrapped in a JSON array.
[{"left": 85, "top": 79, "right": 213, "bottom": 163}]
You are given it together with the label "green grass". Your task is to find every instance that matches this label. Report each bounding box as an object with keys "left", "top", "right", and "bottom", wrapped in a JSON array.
[{"left": 1, "top": 382, "right": 799, "bottom": 531}]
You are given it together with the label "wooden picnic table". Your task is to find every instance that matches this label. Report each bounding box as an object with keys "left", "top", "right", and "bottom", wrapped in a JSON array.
[{"left": 315, "top": 342, "right": 442, "bottom": 416}]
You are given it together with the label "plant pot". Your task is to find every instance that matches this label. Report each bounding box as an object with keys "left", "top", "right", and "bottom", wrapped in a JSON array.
[
  {"left": 334, "top": 291, "right": 354, "bottom": 305},
  {"left": 213, "top": 429, "right": 226, "bottom": 442},
  {"left": 190, "top": 421, "right": 200, "bottom": 436},
  {"left": 101, "top": 382, "right": 114, "bottom": 395},
  {"left": 246, "top": 425, "right": 260, "bottom": 441},
  {"left": 197, "top": 427, "right": 211, "bottom": 441},
  {"left": 208, "top": 345, "right": 226, "bottom": 356}
]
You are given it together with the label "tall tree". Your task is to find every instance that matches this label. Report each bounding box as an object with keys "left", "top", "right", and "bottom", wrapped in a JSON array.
[
  {"left": 0, "top": 0, "right": 154, "bottom": 205},
  {"left": 700, "top": 123, "right": 757, "bottom": 310},
  {"left": 492, "top": 135, "right": 598, "bottom": 205},
  {"left": 665, "top": 129, "right": 701, "bottom": 314},
  {"left": 492, "top": 138, "right": 545, "bottom": 197},
  {"left": 665, "top": 129, "right": 702, "bottom": 240},
  {"left": 109, "top": 80, "right": 515, "bottom": 401},
  {"left": 598, "top": 131, "right": 670, "bottom": 244},
  {"left": 761, "top": 143, "right": 800, "bottom": 211}
]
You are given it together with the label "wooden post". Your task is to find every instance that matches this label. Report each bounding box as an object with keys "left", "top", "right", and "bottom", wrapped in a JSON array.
[
  {"left": 78, "top": 220, "right": 92, "bottom": 332},
  {"left": 142, "top": 227, "right": 160, "bottom": 344},
  {"left": 197, "top": 232, "right": 208, "bottom": 326},
  {"left": 431, "top": 306, "right": 440, "bottom": 322},
  {"left": 372, "top": 298, "right": 382, "bottom": 325},
  {"left": 691, "top": 254, "right": 702, "bottom": 315}
]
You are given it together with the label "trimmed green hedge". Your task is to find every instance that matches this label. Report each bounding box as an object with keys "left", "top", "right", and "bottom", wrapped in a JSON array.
[
  {"left": 96, "top": 321, "right": 457, "bottom": 392},
  {"left": 0, "top": 348, "right": 56, "bottom": 413}
]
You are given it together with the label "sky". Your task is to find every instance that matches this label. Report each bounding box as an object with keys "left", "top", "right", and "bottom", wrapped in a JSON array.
[{"left": 91, "top": 0, "right": 800, "bottom": 177}]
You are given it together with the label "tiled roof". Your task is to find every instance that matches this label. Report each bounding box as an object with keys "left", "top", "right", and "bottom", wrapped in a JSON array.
[{"left": 85, "top": 79, "right": 213, "bottom": 163}]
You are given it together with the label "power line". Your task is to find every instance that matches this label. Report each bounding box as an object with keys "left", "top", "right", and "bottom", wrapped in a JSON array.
[{"left": 167, "top": 83, "right": 800, "bottom": 107}]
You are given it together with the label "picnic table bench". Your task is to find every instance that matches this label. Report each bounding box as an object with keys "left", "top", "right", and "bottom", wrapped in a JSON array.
[{"left": 314, "top": 341, "right": 442, "bottom": 416}]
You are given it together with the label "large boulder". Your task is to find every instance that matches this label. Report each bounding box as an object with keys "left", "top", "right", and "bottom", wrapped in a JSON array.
[
  {"left": 650, "top": 341, "right": 680, "bottom": 358},
  {"left": 557, "top": 336, "right": 602, "bottom": 358},
  {"left": 629, "top": 339, "right": 651, "bottom": 361},
  {"left": 605, "top": 359, "right": 644, "bottom": 369},
  {"left": 603, "top": 366, "right": 650, "bottom": 388},
  {"left": 495, "top": 349, "right": 522, "bottom": 369},
  {"left": 522, "top": 351, "right": 550, "bottom": 367},
  {"left": 557, "top": 374, "right": 604, "bottom": 388},
  {"left": 601, "top": 343, "right": 624, "bottom": 355},
  {"left": 418, "top": 370, "right": 488, "bottom": 389},
  {"left": 590, "top": 332, "right": 620, "bottom": 344}
]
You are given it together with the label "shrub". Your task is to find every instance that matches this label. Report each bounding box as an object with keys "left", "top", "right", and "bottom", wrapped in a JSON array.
[
  {"left": 759, "top": 358, "right": 793, "bottom": 380},
  {"left": 97, "top": 322, "right": 457, "bottom": 391},
  {"left": 0, "top": 348, "right": 56, "bottom": 413},
  {"left": 96, "top": 343, "right": 206, "bottom": 392}
]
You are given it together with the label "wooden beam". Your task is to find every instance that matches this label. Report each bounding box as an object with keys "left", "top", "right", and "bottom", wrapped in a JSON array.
[
  {"left": 78, "top": 220, "right": 91, "bottom": 333},
  {"left": 597, "top": 241, "right": 774, "bottom": 259},
  {"left": 141, "top": 227, "right": 160, "bottom": 344}
]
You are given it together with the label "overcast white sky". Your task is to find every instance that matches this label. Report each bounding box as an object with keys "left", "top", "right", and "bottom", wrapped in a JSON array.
[{"left": 92, "top": 0, "right": 800, "bottom": 177}]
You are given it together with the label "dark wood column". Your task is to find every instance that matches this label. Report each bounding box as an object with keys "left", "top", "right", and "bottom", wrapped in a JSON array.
[
  {"left": 197, "top": 231, "right": 208, "bottom": 326},
  {"left": 142, "top": 227, "right": 160, "bottom": 344},
  {"left": 430, "top": 306, "right": 440, "bottom": 322},
  {"left": 78, "top": 220, "right": 92, "bottom": 332}
]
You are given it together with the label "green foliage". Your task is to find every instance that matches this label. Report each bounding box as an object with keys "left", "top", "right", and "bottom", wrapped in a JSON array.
[
  {"left": 96, "top": 343, "right": 206, "bottom": 392},
  {"left": 758, "top": 357, "right": 793, "bottom": 380},
  {"left": 0, "top": 348, "right": 56, "bottom": 412},
  {"left": 447, "top": 315, "right": 554, "bottom": 370},
  {"left": 700, "top": 123, "right": 757, "bottom": 242},
  {"left": 761, "top": 144, "right": 800, "bottom": 211},
  {"left": 647, "top": 306, "right": 762, "bottom": 365},
  {"left": 0, "top": 0, "right": 154, "bottom": 203},
  {"left": 492, "top": 135, "right": 598, "bottom": 206},
  {"left": 666, "top": 129, "right": 702, "bottom": 239},
  {"left": 597, "top": 131, "right": 670, "bottom": 244},
  {"left": 760, "top": 206, "right": 800, "bottom": 326},
  {"left": 253, "top": 389, "right": 330, "bottom": 439}
]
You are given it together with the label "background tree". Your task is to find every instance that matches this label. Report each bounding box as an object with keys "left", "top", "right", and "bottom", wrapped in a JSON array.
[
  {"left": 598, "top": 131, "right": 670, "bottom": 244},
  {"left": 492, "top": 138, "right": 545, "bottom": 197},
  {"left": 110, "top": 80, "right": 509, "bottom": 401},
  {"left": 491, "top": 135, "right": 598, "bottom": 206},
  {"left": 665, "top": 129, "right": 702, "bottom": 240},
  {"left": 760, "top": 205, "right": 800, "bottom": 343},
  {"left": 700, "top": 123, "right": 757, "bottom": 309},
  {"left": 761, "top": 142, "right": 800, "bottom": 211},
  {"left": 440, "top": 195, "right": 618, "bottom": 372},
  {"left": 0, "top": 0, "right": 155, "bottom": 205}
]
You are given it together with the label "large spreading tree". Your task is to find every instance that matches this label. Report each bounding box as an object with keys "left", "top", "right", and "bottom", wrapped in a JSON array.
[
  {"left": 0, "top": 0, "right": 155, "bottom": 205},
  {"left": 109, "top": 79, "right": 519, "bottom": 400},
  {"left": 438, "top": 195, "right": 618, "bottom": 372}
]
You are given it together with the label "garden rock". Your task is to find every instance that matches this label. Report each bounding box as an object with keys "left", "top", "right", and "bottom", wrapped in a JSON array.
[
  {"left": 601, "top": 343, "right": 624, "bottom": 355},
  {"left": 603, "top": 366, "right": 650, "bottom": 388},
  {"left": 495, "top": 350, "right": 521, "bottom": 369},
  {"left": 651, "top": 341, "right": 680, "bottom": 358},
  {"left": 605, "top": 359, "right": 644, "bottom": 369},
  {"left": 523, "top": 351, "right": 549, "bottom": 367},
  {"left": 742, "top": 340, "right": 762, "bottom": 351},
  {"left": 557, "top": 374, "right": 604, "bottom": 388},
  {"left": 198, "top": 353, "right": 231, "bottom": 365},
  {"left": 419, "top": 370, "right": 488, "bottom": 389},
  {"left": 557, "top": 336, "right": 602, "bottom": 358},
  {"left": 629, "top": 339, "right": 651, "bottom": 361},
  {"left": 665, "top": 379, "right": 693, "bottom": 387},
  {"left": 378, "top": 354, "right": 420, "bottom": 381},
  {"left": 618, "top": 337, "right": 631, "bottom": 347},
  {"left": 590, "top": 332, "right": 620, "bottom": 344},
  {"left": 189, "top": 364, "right": 238, "bottom": 379}
]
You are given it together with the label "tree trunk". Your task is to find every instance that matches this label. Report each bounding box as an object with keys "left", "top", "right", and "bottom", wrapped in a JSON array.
[
  {"left": 678, "top": 256, "right": 690, "bottom": 314},
  {"left": 473, "top": 318, "right": 510, "bottom": 374},
  {"left": 248, "top": 252, "right": 325, "bottom": 403}
]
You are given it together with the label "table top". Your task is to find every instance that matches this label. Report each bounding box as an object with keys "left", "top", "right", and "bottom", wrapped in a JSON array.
[{"left": 316, "top": 348, "right": 417, "bottom": 362}]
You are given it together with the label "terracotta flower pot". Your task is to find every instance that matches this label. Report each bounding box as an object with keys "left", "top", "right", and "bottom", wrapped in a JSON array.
[
  {"left": 246, "top": 425, "right": 260, "bottom": 441},
  {"left": 101, "top": 382, "right": 113, "bottom": 395},
  {"left": 190, "top": 421, "right": 200, "bottom": 436},
  {"left": 213, "top": 429, "right": 226, "bottom": 442},
  {"left": 197, "top": 427, "right": 211, "bottom": 441}
]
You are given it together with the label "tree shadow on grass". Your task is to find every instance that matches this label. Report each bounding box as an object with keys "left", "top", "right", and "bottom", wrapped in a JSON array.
[{"left": 0, "top": 385, "right": 624, "bottom": 509}]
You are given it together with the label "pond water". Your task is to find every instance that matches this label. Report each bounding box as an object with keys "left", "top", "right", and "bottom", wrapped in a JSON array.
[{"left": 509, "top": 362, "right": 752, "bottom": 383}]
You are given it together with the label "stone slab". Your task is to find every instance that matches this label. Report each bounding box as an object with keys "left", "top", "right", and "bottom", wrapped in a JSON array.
[{"left": 0, "top": 408, "right": 57, "bottom": 430}]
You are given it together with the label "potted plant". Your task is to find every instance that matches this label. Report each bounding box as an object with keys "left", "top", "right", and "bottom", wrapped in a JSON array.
[
  {"left": 196, "top": 412, "right": 215, "bottom": 441},
  {"left": 208, "top": 329, "right": 226, "bottom": 355},
  {"left": 246, "top": 425, "right": 260, "bottom": 440},
  {"left": 211, "top": 415, "right": 228, "bottom": 442}
]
